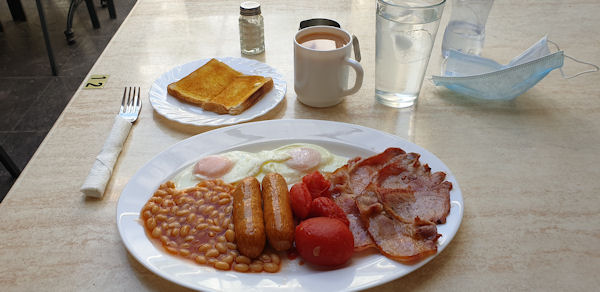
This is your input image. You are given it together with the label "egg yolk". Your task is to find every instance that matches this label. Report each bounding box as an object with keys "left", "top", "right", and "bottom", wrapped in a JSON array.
[
  {"left": 285, "top": 147, "right": 322, "bottom": 171},
  {"left": 193, "top": 155, "right": 234, "bottom": 178}
]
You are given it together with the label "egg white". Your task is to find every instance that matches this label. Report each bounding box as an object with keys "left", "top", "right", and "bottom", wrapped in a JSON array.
[
  {"left": 261, "top": 143, "right": 347, "bottom": 184},
  {"left": 171, "top": 143, "right": 348, "bottom": 188}
]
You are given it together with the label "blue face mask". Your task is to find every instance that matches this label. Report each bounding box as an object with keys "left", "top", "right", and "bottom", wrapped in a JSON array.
[{"left": 432, "top": 36, "right": 598, "bottom": 100}]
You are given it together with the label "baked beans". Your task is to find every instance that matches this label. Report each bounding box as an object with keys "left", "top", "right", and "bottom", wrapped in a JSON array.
[
  {"left": 141, "top": 180, "right": 284, "bottom": 273},
  {"left": 233, "top": 263, "right": 249, "bottom": 272}
]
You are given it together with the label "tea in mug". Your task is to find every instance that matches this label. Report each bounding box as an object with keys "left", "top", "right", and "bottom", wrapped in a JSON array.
[{"left": 297, "top": 33, "right": 348, "bottom": 51}]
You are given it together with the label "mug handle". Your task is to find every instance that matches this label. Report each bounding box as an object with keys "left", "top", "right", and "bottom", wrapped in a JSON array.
[
  {"left": 341, "top": 58, "right": 364, "bottom": 97},
  {"left": 352, "top": 35, "right": 361, "bottom": 62}
]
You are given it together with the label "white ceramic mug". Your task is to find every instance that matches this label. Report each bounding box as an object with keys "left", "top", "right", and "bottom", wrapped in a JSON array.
[{"left": 294, "top": 26, "right": 364, "bottom": 107}]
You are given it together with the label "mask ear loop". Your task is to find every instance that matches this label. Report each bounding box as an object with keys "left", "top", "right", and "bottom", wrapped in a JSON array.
[{"left": 548, "top": 40, "right": 599, "bottom": 79}]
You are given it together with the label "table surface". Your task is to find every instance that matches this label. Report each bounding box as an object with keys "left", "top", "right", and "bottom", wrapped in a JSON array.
[{"left": 2, "top": 0, "right": 599, "bottom": 290}]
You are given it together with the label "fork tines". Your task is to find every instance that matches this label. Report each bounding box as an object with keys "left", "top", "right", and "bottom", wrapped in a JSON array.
[
  {"left": 121, "top": 86, "right": 141, "bottom": 111},
  {"left": 120, "top": 86, "right": 142, "bottom": 123}
]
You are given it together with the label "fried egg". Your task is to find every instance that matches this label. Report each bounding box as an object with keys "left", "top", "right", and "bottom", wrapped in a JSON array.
[
  {"left": 261, "top": 144, "right": 348, "bottom": 183},
  {"left": 171, "top": 143, "right": 347, "bottom": 188}
]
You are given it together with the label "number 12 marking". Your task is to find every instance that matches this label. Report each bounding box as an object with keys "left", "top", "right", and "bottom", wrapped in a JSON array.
[{"left": 84, "top": 75, "right": 109, "bottom": 89}]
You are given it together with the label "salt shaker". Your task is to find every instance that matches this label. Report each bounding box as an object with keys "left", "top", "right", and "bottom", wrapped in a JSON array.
[
  {"left": 441, "top": 0, "right": 494, "bottom": 58},
  {"left": 239, "top": 1, "right": 265, "bottom": 55}
]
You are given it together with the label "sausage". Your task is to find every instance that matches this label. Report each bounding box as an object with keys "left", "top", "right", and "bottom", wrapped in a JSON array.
[
  {"left": 261, "top": 173, "right": 295, "bottom": 251},
  {"left": 232, "top": 177, "right": 266, "bottom": 258}
]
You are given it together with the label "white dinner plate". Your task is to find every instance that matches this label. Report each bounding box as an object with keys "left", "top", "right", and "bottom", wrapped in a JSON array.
[
  {"left": 149, "top": 57, "right": 286, "bottom": 126},
  {"left": 117, "top": 119, "right": 463, "bottom": 291}
]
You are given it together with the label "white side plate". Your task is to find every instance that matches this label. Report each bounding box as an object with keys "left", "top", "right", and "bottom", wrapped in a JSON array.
[{"left": 149, "top": 57, "right": 286, "bottom": 126}]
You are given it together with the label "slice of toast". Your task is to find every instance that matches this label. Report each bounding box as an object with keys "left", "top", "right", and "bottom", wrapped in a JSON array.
[
  {"left": 202, "top": 75, "right": 274, "bottom": 115},
  {"left": 167, "top": 59, "right": 243, "bottom": 106}
]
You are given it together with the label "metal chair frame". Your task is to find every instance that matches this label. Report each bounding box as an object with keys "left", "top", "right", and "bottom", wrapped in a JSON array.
[
  {"left": 0, "top": 145, "right": 21, "bottom": 179},
  {"left": 1, "top": 0, "right": 116, "bottom": 75},
  {"left": 65, "top": 0, "right": 116, "bottom": 44}
]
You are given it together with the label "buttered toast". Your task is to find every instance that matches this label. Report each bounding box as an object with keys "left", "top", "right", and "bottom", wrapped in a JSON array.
[
  {"left": 167, "top": 59, "right": 243, "bottom": 106},
  {"left": 204, "top": 76, "right": 273, "bottom": 115},
  {"left": 167, "top": 58, "right": 273, "bottom": 115}
]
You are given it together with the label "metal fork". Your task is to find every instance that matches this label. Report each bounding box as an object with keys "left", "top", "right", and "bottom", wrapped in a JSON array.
[
  {"left": 80, "top": 86, "right": 142, "bottom": 198},
  {"left": 120, "top": 87, "right": 142, "bottom": 123}
]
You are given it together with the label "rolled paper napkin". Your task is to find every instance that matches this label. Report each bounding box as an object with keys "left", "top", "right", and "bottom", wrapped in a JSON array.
[{"left": 80, "top": 115, "right": 133, "bottom": 198}]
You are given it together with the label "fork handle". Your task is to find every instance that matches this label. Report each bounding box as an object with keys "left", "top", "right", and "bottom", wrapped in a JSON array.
[{"left": 80, "top": 115, "right": 133, "bottom": 198}]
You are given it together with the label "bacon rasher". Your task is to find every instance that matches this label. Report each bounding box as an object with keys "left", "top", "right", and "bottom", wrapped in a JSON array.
[{"left": 327, "top": 148, "right": 452, "bottom": 263}]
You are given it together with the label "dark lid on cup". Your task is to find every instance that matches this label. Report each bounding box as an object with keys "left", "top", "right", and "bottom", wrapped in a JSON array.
[
  {"left": 299, "top": 18, "right": 340, "bottom": 30},
  {"left": 240, "top": 1, "right": 261, "bottom": 16}
]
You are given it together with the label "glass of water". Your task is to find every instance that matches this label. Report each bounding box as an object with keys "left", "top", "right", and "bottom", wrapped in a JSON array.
[{"left": 376, "top": 0, "right": 446, "bottom": 108}]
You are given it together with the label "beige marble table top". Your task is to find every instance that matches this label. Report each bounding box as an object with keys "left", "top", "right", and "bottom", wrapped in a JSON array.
[{"left": 1, "top": 0, "right": 599, "bottom": 290}]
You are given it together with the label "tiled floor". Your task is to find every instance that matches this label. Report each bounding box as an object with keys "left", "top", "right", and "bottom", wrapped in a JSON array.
[{"left": 0, "top": 0, "right": 137, "bottom": 202}]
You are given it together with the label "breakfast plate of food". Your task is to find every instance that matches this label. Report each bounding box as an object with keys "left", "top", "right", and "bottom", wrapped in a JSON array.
[
  {"left": 149, "top": 57, "right": 286, "bottom": 126},
  {"left": 117, "top": 119, "right": 463, "bottom": 291}
]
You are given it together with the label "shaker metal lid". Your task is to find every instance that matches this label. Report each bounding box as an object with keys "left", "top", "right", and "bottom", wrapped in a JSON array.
[{"left": 240, "top": 1, "right": 261, "bottom": 16}]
